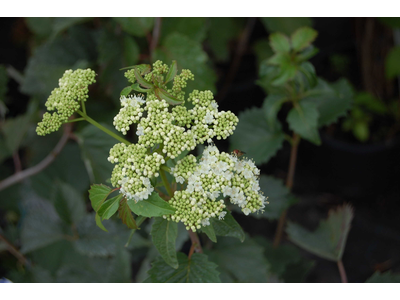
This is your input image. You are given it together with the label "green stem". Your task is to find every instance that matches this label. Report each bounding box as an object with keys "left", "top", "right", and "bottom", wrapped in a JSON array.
[
  {"left": 159, "top": 167, "right": 173, "bottom": 197},
  {"left": 125, "top": 216, "right": 147, "bottom": 247},
  {"left": 76, "top": 110, "right": 131, "bottom": 145},
  {"left": 81, "top": 100, "right": 86, "bottom": 115},
  {"left": 66, "top": 117, "right": 85, "bottom": 123}
]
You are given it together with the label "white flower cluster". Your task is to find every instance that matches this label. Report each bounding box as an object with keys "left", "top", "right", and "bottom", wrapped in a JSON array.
[
  {"left": 164, "top": 145, "right": 267, "bottom": 231},
  {"left": 113, "top": 95, "right": 146, "bottom": 135}
]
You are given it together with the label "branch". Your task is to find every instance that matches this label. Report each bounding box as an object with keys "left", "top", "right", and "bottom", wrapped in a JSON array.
[
  {"left": 188, "top": 229, "right": 203, "bottom": 259},
  {"left": 0, "top": 233, "right": 28, "bottom": 266},
  {"left": 150, "top": 17, "right": 162, "bottom": 59},
  {"left": 0, "top": 123, "right": 72, "bottom": 191},
  {"left": 337, "top": 260, "right": 348, "bottom": 283}
]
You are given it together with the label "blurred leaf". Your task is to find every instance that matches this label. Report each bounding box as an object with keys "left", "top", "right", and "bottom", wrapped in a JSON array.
[
  {"left": 354, "top": 92, "right": 387, "bottom": 114},
  {"left": 378, "top": 17, "right": 400, "bottom": 28},
  {"left": 146, "top": 252, "right": 220, "bottom": 283},
  {"left": 206, "top": 236, "right": 269, "bottom": 282},
  {"left": 1, "top": 113, "right": 32, "bottom": 153},
  {"left": 113, "top": 17, "right": 154, "bottom": 37},
  {"left": 88, "top": 184, "right": 113, "bottom": 212},
  {"left": 53, "top": 181, "right": 86, "bottom": 225},
  {"left": 123, "top": 35, "right": 140, "bottom": 66},
  {"left": 261, "top": 17, "right": 313, "bottom": 35},
  {"left": 98, "top": 194, "right": 122, "bottom": 220},
  {"left": 20, "top": 191, "right": 65, "bottom": 254},
  {"left": 253, "top": 175, "right": 297, "bottom": 220},
  {"left": 291, "top": 27, "right": 318, "bottom": 52},
  {"left": 385, "top": 46, "right": 400, "bottom": 79},
  {"left": 287, "top": 102, "right": 321, "bottom": 145},
  {"left": 297, "top": 45, "right": 319, "bottom": 62},
  {"left": 210, "top": 211, "right": 245, "bottom": 242},
  {"left": 76, "top": 124, "right": 121, "bottom": 184},
  {"left": 175, "top": 222, "right": 189, "bottom": 251},
  {"left": 21, "top": 26, "right": 96, "bottom": 102},
  {"left": 230, "top": 107, "right": 285, "bottom": 165},
  {"left": 25, "top": 17, "right": 53, "bottom": 38},
  {"left": 353, "top": 121, "right": 369, "bottom": 142},
  {"left": 154, "top": 33, "right": 216, "bottom": 93},
  {"left": 51, "top": 17, "right": 92, "bottom": 38},
  {"left": 118, "top": 197, "right": 138, "bottom": 229},
  {"left": 269, "top": 32, "right": 291, "bottom": 53},
  {"left": 257, "top": 62, "right": 286, "bottom": 95},
  {"left": 287, "top": 204, "right": 354, "bottom": 262},
  {"left": 302, "top": 78, "right": 353, "bottom": 127},
  {"left": 150, "top": 217, "right": 178, "bottom": 269},
  {"left": 253, "top": 38, "right": 274, "bottom": 67},
  {"left": 127, "top": 192, "right": 175, "bottom": 218},
  {"left": 366, "top": 271, "right": 400, "bottom": 283},
  {"left": 164, "top": 60, "right": 177, "bottom": 83},
  {"left": 297, "top": 61, "right": 317, "bottom": 89},
  {"left": 161, "top": 17, "right": 207, "bottom": 43},
  {"left": 208, "top": 17, "right": 241, "bottom": 62},
  {"left": 201, "top": 224, "right": 217, "bottom": 243},
  {"left": 262, "top": 94, "right": 287, "bottom": 131}
]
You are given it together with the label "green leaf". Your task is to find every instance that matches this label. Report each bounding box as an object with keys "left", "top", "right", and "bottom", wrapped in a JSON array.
[
  {"left": 269, "top": 32, "right": 291, "bottom": 53},
  {"left": 378, "top": 17, "right": 400, "bottom": 28},
  {"left": 1, "top": 113, "right": 32, "bottom": 154},
  {"left": 134, "top": 67, "right": 154, "bottom": 89},
  {"left": 154, "top": 87, "right": 183, "bottom": 105},
  {"left": 122, "top": 35, "right": 139, "bottom": 67},
  {"left": 25, "top": 17, "right": 53, "bottom": 38},
  {"left": 201, "top": 224, "right": 217, "bottom": 243},
  {"left": 206, "top": 236, "right": 269, "bottom": 282},
  {"left": 113, "top": 17, "right": 154, "bottom": 37},
  {"left": 262, "top": 94, "right": 287, "bottom": 131},
  {"left": 127, "top": 192, "right": 175, "bottom": 218},
  {"left": 131, "top": 83, "right": 151, "bottom": 93},
  {"left": 302, "top": 78, "right": 353, "bottom": 127},
  {"left": 160, "top": 17, "right": 208, "bottom": 43},
  {"left": 297, "top": 61, "right": 317, "bottom": 89},
  {"left": 120, "top": 86, "right": 132, "bottom": 97},
  {"left": 95, "top": 213, "right": 108, "bottom": 232},
  {"left": 385, "top": 46, "right": 400, "bottom": 79},
  {"left": 88, "top": 184, "right": 113, "bottom": 212},
  {"left": 164, "top": 60, "right": 177, "bottom": 84},
  {"left": 253, "top": 38, "right": 274, "bottom": 67},
  {"left": 146, "top": 252, "right": 220, "bottom": 283},
  {"left": 118, "top": 197, "right": 138, "bottom": 229},
  {"left": 20, "top": 191, "right": 65, "bottom": 254},
  {"left": 366, "top": 271, "right": 400, "bottom": 283},
  {"left": 153, "top": 33, "right": 216, "bottom": 93},
  {"left": 261, "top": 17, "right": 313, "bottom": 35},
  {"left": 287, "top": 102, "right": 321, "bottom": 145},
  {"left": 353, "top": 121, "right": 369, "bottom": 142},
  {"left": 354, "top": 92, "right": 387, "bottom": 114},
  {"left": 53, "top": 181, "right": 86, "bottom": 225},
  {"left": 272, "top": 62, "right": 298, "bottom": 86},
  {"left": 252, "top": 175, "right": 297, "bottom": 220},
  {"left": 229, "top": 107, "right": 285, "bottom": 165},
  {"left": 287, "top": 204, "right": 354, "bottom": 262},
  {"left": 76, "top": 124, "right": 122, "bottom": 184},
  {"left": 98, "top": 194, "right": 122, "bottom": 220},
  {"left": 210, "top": 211, "right": 245, "bottom": 242},
  {"left": 267, "top": 52, "right": 291, "bottom": 65},
  {"left": 150, "top": 217, "right": 179, "bottom": 269},
  {"left": 50, "top": 17, "right": 92, "bottom": 38},
  {"left": 291, "top": 27, "right": 318, "bottom": 52},
  {"left": 297, "top": 45, "right": 319, "bottom": 62}
]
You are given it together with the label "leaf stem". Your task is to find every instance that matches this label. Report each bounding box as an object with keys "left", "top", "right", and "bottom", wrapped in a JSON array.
[
  {"left": 65, "top": 117, "right": 85, "bottom": 123},
  {"left": 273, "top": 133, "right": 301, "bottom": 248},
  {"left": 188, "top": 229, "right": 203, "bottom": 259},
  {"left": 76, "top": 110, "right": 131, "bottom": 145},
  {"left": 81, "top": 99, "right": 86, "bottom": 115},
  {"left": 337, "top": 260, "right": 348, "bottom": 283}
]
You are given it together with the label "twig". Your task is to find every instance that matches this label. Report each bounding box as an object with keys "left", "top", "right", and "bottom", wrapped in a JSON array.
[
  {"left": 217, "top": 17, "right": 257, "bottom": 102},
  {"left": 0, "top": 123, "right": 72, "bottom": 191},
  {"left": 150, "top": 17, "right": 162, "bottom": 60},
  {"left": 12, "top": 151, "right": 22, "bottom": 173},
  {"left": 0, "top": 233, "right": 28, "bottom": 266},
  {"left": 337, "top": 260, "right": 348, "bottom": 283},
  {"left": 188, "top": 229, "right": 203, "bottom": 259},
  {"left": 273, "top": 133, "right": 300, "bottom": 248}
]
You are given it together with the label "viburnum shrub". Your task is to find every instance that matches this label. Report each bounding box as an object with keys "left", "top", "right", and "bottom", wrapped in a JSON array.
[{"left": 36, "top": 60, "right": 268, "bottom": 281}]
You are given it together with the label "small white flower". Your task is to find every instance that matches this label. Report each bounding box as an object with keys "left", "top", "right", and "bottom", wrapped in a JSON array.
[
  {"left": 243, "top": 208, "right": 251, "bottom": 215},
  {"left": 218, "top": 211, "right": 227, "bottom": 220},
  {"left": 136, "top": 124, "right": 144, "bottom": 136},
  {"left": 176, "top": 176, "right": 185, "bottom": 184},
  {"left": 201, "top": 218, "right": 210, "bottom": 227},
  {"left": 204, "top": 111, "right": 214, "bottom": 124}
]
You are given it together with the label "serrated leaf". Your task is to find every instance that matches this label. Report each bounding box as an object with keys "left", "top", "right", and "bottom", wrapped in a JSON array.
[
  {"left": 88, "top": 184, "right": 112, "bottom": 212},
  {"left": 164, "top": 60, "right": 177, "bottom": 83},
  {"left": 127, "top": 192, "right": 175, "bottom": 218},
  {"left": 206, "top": 236, "right": 269, "bottom": 282},
  {"left": 385, "top": 46, "right": 400, "bottom": 79},
  {"left": 261, "top": 17, "right": 313, "bottom": 35},
  {"left": 287, "top": 204, "right": 354, "bottom": 262},
  {"left": 113, "top": 17, "right": 154, "bottom": 37},
  {"left": 291, "top": 27, "right": 318, "bottom": 52},
  {"left": 154, "top": 87, "right": 183, "bottom": 105},
  {"left": 229, "top": 107, "right": 285, "bottom": 165},
  {"left": 150, "top": 217, "right": 178, "bottom": 269},
  {"left": 262, "top": 94, "right": 287, "bottom": 131},
  {"left": 269, "top": 32, "right": 291, "bottom": 53},
  {"left": 95, "top": 213, "right": 108, "bottom": 232},
  {"left": 252, "top": 175, "right": 297, "bottom": 220},
  {"left": 201, "top": 224, "right": 217, "bottom": 243},
  {"left": 53, "top": 181, "right": 86, "bottom": 225},
  {"left": 120, "top": 86, "right": 132, "bottom": 96},
  {"left": 287, "top": 102, "right": 321, "bottom": 145},
  {"left": 366, "top": 271, "right": 400, "bottom": 283},
  {"left": 146, "top": 252, "right": 220, "bottom": 283},
  {"left": 98, "top": 194, "right": 122, "bottom": 220},
  {"left": 118, "top": 197, "right": 138, "bottom": 229},
  {"left": 210, "top": 211, "right": 245, "bottom": 242},
  {"left": 302, "top": 78, "right": 353, "bottom": 127}
]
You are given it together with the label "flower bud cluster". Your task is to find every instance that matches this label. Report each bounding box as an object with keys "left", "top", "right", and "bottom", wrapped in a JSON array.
[
  {"left": 36, "top": 69, "right": 96, "bottom": 135},
  {"left": 113, "top": 95, "right": 145, "bottom": 135},
  {"left": 164, "top": 145, "right": 267, "bottom": 231},
  {"left": 108, "top": 143, "right": 165, "bottom": 201}
]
